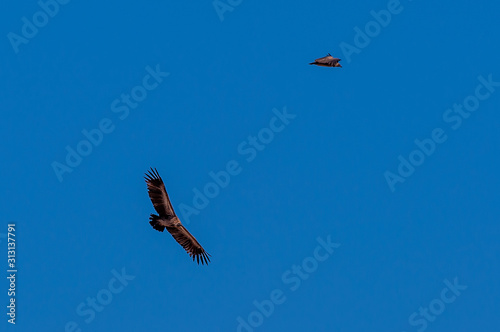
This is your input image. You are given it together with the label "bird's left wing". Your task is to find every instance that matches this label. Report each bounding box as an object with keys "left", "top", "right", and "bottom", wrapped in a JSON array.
[
  {"left": 144, "top": 168, "right": 175, "bottom": 217},
  {"left": 166, "top": 224, "right": 211, "bottom": 265}
]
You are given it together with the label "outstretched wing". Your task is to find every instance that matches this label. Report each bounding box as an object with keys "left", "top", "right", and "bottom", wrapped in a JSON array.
[
  {"left": 166, "top": 224, "right": 211, "bottom": 265},
  {"left": 145, "top": 168, "right": 175, "bottom": 218}
]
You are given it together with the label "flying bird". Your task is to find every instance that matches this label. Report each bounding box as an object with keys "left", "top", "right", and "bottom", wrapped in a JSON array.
[
  {"left": 309, "top": 53, "right": 342, "bottom": 67},
  {"left": 145, "top": 168, "right": 211, "bottom": 265}
]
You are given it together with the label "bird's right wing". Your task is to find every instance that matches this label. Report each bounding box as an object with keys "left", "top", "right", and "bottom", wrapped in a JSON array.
[{"left": 166, "top": 224, "right": 211, "bottom": 265}]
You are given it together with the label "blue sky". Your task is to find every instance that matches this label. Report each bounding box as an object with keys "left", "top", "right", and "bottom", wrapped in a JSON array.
[{"left": 1, "top": 0, "right": 499, "bottom": 331}]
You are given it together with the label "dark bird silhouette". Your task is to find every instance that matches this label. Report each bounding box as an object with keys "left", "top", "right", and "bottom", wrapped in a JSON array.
[
  {"left": 145, "top": 168, "right": 210, "bottom": 265},
  {"left": 309, "top": 53, "right": 342, "bottom": 67}
]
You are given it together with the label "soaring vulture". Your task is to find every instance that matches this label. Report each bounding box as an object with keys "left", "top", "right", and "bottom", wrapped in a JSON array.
[
  {"left": 309, "top": 53, "right": 342, "bottom": 67},
  {"left": 145, "top": 168, "right": 211, "bottom": 265}
]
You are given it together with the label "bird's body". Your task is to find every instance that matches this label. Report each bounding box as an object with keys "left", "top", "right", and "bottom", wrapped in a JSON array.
[
  {"left": 150, "top": 215, "right": 181, "bottom": 228},
  {"left": 145, "top": 168, "right": 210, "bottom": 265},
  {"left": 310, "top": 53, "right": 342, "bottom": 67}
]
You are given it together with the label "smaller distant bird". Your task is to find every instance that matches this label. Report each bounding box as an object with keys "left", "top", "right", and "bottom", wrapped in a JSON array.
[
  {"left": 145, "top": 168, "right": 210, "bottom": 265},
  {"left": 309, "top": 53, "right": 342, "bottom": 67}
]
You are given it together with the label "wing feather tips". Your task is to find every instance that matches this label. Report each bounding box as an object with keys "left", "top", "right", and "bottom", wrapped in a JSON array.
[
  {"left": 197, "top": 250, "right": 211, "bottom": 265},
  {"left": 190, "top": 249, "right": 211, "bottom": 265},
  {"left": 189, "top": 249, "right": 211, "bottom": 265},
  {"left": 201, "top": 252, "right": 210, "bottom": 265},
  {"left": 145, "top": 167, "right": 162, "bottom": 182}
]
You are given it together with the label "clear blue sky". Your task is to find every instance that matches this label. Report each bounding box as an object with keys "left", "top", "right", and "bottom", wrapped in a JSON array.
[{"left": 1, "top": 0, "right": 499, "bottom": 331}]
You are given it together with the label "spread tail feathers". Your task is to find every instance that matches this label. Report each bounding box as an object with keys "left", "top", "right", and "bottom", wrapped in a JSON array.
[{"left": 149, "top": 214, "right": 165, "bottom": 232}]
